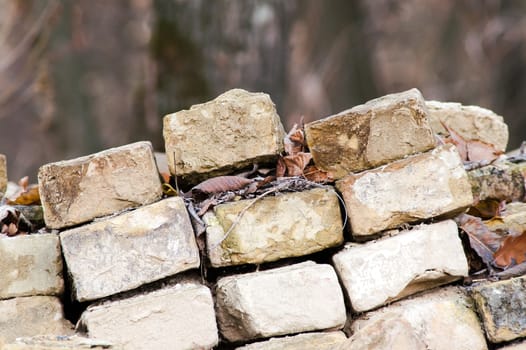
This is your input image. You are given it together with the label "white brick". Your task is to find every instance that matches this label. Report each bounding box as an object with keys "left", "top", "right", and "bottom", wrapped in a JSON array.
[
  {"left": 332, "top": 220, "right": 468, "bottom": 312},
  {"left": 78, "top": 283, "right": 218, "bottom": 350},
  {"left": 60, "top": 197, "right": 199, "bottom": 302},
  {"left": 235, "top": 331, "right": 347, "bottom": 350},
  {"left": 216, "top": 261, "right": 346, "bottom": 342},
  {"left": 0, "top": 234, "right": 63, "bottom": 299},
  {"left": 38, "top": 141, "right": 162, "bottom": 229},
  {"left": 336, "top": 144, "right": 473, "bottom": 236}
]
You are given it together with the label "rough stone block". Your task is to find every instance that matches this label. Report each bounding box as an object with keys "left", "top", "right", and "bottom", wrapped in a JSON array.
[
  {"left": 304, "top": 88, "right": 436, "bottom": 179},
  {"left": 163, "top": 89, "right": 285, "bottom": 182},
  {"left": 485, "top": 202, "right": 526, "bottom": 233},
  {"left": 205, "top": 187, "right": 344, "bottom": 267},
  {"left": 427, "top": 100, "right": 509, "bottom": 152},
  {"left": 78, "top": 283, "right": 218, "bottom": 350},
  {"left": 336, "top": 144, "right": 473, "bottom": 236},
  {"left": 38, "top": 141, "right": 162, "bottom": 229},
  {"left": 215, "top": 261, "right": 346, "bottom": 342},
  {"left": 0, "top": 234, "right": 63, "bottom": 299},
  {"left": 0, "top": 296, "right": 73, "bottom": 343},
  {"left": 60, "top": 197, "right": 199, "bottom": 302},
  {"left": 3, "top": 335, "right": 121, "bottom": 350},
  {"left": 332, "top": 220, "right": 469, "bottom": 312},
  {"left": 472, "top": 276, "right": 526, "bottom": 343},
  {"left": 0, "top": 154, "right": 6, "bottom": 197},
  {"left": 338, "top": 287, "right": 487, "bottom": 350},
  {"left": 235, "top": 331, "right": 348, "bottom": 350},
  {"left": 468, "top": 160, "right": 526, "bottom": 203}
]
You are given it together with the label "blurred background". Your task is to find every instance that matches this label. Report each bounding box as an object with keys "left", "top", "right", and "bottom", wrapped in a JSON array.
[{"left": 0, "top": 0, "right": 525, "bottom": 180}]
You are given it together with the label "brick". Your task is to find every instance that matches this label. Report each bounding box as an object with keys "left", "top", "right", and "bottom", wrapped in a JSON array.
[
  {"left": 0, "top": 234, "right": 63, "bottom": 299},
  {"left": 215, "top": 261, "right": 346, "bottom": 342},
  {"left": 205, "top": 187, "right": 344, "bottom": 267},
  {"left": 336, "top": 144, "right": 473, "bottom": 236},
  {"left": 163, "top": 88, "right": 285, "bottom": 183},
  {"left": 60, "top": 197, "right": 199, "bottom": 302},
  {"left": 340, "top": 287, "right": 487, "bottom": 350},
  {"left": 0, "top": 154, "right": 6, "bottom": 197},
  {"left": 332, "top": 220, "right": 468, "bottom": 312},
  {"left": 0, "top": 296, "right": 73, "bottom": 343},
  {"left": 235, "top": 331, "right": 348, "bottom": 350},
  {"left": 78, "top": 283, "right": 218, "bottom": 350},
  {"left": 472, "top": 276, "right": 526, "bottom": 343},
  {"left": 304, "top": 88, "right": 436, "bottom": 179},
  {"left": 38, "top": 141, "right": 162, "bottom": 229},
  {"left": 427, "top": 100, "right": 508, "bottom": 152},
  {"left": 3, "top": 335, "right": 121, "bottom": 350}
]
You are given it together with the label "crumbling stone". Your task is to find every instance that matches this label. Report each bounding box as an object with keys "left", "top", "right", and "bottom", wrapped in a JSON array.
[
  {"left": 333, "top": 220, "right": 468, "bottom": 312},
  {"left": 60, "top": 197, "right": 199, "bottom": 302},
  {"left": 304, "top": 88, "right": 436, "bottom": 179},
  {"left": 0, "top": 296, "right": 73, "bottom": 343},
  {"left": 336, "top": 144, "right": 473, "bottom": 237},
  {"left": 0, "top": 234, "right": 63, "bottom": 299},
  {"left": 38, "top": 141, "right": 162, "bottom": 229},
  {"left": 163, "top": 88, "right": 285, "bottom": 183},
  {"left": 468, "top": 160, "right": 526, "bottom": 203},
  {"left": 205, "top": 187, "right": 344, "bottom": 267},
  {"left": 215, "top": 261, "right": 346, "bottom": 342},
  {"left": 78, "top": 283, "right": 218, "bottom": 350},
  {"left": 235, "top": 331, "right": 348, "bottom": 350},
  {"left": 339, "top": 287, "right": 487, "bottom": 350},
  {"left": 472, "top": 276, "right": 526, "bottom": 343},
  {"left": 0, "top": 154, "right": 6, "bottom": 198},
  {"left": 427, "top": 100, "right": 509, "bottom": 152},
  {"left": 3, "top": 335, "right": 121, "bottom": 350}
]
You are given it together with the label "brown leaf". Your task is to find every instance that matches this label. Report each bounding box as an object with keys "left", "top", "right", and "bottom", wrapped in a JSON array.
[
  {"left": 441, "top": 122, "right": 502, "bottom": 162},
  {"left": 7, "top": 185, "right": 41, "bottom": 205},
  {"left": 276, "top": 157, "right": 286, "bottom": 178},
  {"left": 160, "top": 172, "right": 171, "bottom": 184},
  {"left": 284, "top": 123, "right": 305, "bottom": 155},
  {"left": 18, "top": 176, "right": 29, "bottom": 191},
  {"left": 494, "top": 231, "right": 526, "bottom": 267},
  {"left": 190, "top": 176, "right": 253, "bottom": 196},
  {"left": 467, "top": 199, "right": 506, "bottom": 219},
  {"left": 303, "top": 165, "right": 335, "bottom": 183},
  {"left": 282, "top": 152, "right": 312, "bottom": 177},
  {"left": 458, "top": 214, "right": 505, "bottom": 265}
]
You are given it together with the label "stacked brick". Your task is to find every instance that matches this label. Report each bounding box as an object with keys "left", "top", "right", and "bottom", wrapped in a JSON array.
[{"left": 1, "top": 87, "right": 525, "bottom": 349}]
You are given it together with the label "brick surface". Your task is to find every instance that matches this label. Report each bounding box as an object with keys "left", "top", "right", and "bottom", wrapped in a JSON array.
[
  {"left": 78, "top": 283, "right": 218, "bottom": 350},
  {"left": 3, "top": 335, "right": 121, "bottom": 350},
  {"left": 332, "top": 220, "right": 469, "bottom": 312},
  {"left": 60, "top": 197, "right": 199, "bottom": 302},
  {"left": 235, "top": 331, "right": 347, "bottom": 350},
  {"left": 38, "top": 141, "right": 162, "bottom": 229},
  {"left": 215, "top": 261, "right": 346, "bottom": 342},
  {"left": 0, "top": 234, "right": 63, "bottom": 299},
  {"left": 163, "top": 88, "right": 285, "bottom": 183},
  {"left": 336, "top": 144, "right": 473, "bottom": 236},
  {"left": 205, "top": 187, "right": 344, "bottom": 267},
  {"left": 305, "top": 88, "right": 435, "bottom": 178}
]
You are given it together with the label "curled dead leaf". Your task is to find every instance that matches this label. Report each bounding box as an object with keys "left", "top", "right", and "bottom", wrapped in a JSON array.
[
  {"left": 282, "top": 152, "right": 312, "bottom": 177},
  {"left": 458, "top": 214, "right": 504, "bottom": 266},
  {"left": 441, "top": 122, "right": 502, "bottom": 163},
  {"left": 494, "top": 231, "right": 526, "bottom": 268},
  {"left": 303, "top": 165, "right": 335, "bottom": 183},
  {"left": 189, "top": 176, "right": 254, "bottom": 196}
]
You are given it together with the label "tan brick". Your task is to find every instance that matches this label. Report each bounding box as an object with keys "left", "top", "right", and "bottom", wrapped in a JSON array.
[
  {"left": 38, "top": 141, "right": 162, "bottom": 229},
  {"left": 336, "top": 144, "right": 473, "bottom": 236},
  {"left": 216, "top": 261, "right": 346, "bottom": 342},
  {"left": 0, "top": 234, "right": 63, "bottom": 299},
  {"left": 205, "top": 187, "right": 344, "bottom": 267},
  {"left": 332, "top": 220, "right": 468, "bottom": 312},
  {"left": 60, "top": 197, "right": 199, "bottom": 302},
  {"left": 235, "top": 331, "right": 348, "bottom": 350},
  {"left": 305, "top": 88, "right": 436, "bottom": 179},
  {"left": 163, "top": 88, "right": 285, "bottom": 183}
]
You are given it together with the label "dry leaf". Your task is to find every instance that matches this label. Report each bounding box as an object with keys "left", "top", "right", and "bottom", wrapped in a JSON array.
[
  {"left": 303, "top": 165, "right": 335, "bottom": 183},
  {"left": 190, "top": 176, "right": 253, "bottom": 196},
  {"left": 441, "top": 122, "right": 502, "bottom": 162},
  {"left": 282, "top": 152, "right": 312, "bottom": 176},
  {"left": 494, "top": 231, "right": 526, "bottom": 267},
  {"left": 458, "top": 214, "right": 504, "bottom": 265},
  {"left": 467, "top": 199, "right": 506, "bottom": 219},
  {"left": 160, "top": 172, "right": 171, "bottom": 184},
  {"left": 283, "top": 123, "right": 305, "bottom": 155},
  {"left": 7, "top": 176, "right": 41, "bottom": 205}
]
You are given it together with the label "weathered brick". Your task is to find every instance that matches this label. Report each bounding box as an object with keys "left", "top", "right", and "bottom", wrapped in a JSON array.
[
  {"left": 235, "top": 331, "right": 347, "bottom": 350},
  {"left": 332, "top": 220, "right": 468, "bottom": 312},
  {"left": 0, "top": 296, "right": 73, "bottom": 343},
  {"left": 0, "top": 154, "right": 6, "bottom": 197},
  {"left": 163, "top": 88, "right": 285, "bottom": 183},
  {"left": 215, "top": 261, "right": 346, "bottom": 342},
  {"left": 60, "top": 197, "right": 199, "bottom": 302},
  {"left": 339, "top": 287, "right": 487, "bottom": 350},
  {"left": 427, "top": 100, "right": 508, "bottom": 152},
  {"left": 38, "top": 141, "right": 162, "bottom": 229},
  {"left": 304, "top": 88, "right": 436, "bottom": 179},
  {"left": 78, "top": 283, "right": 218, "bottom": 350},
  {"left": 472, "top": 276, "right": 526, "bottom": 343},
  {"left": 3, "top": 335, "right": 121, "bottom": 350},
  {"left": 0, "top": 234, "right": 63, "bottom": 299},
  {"left": 205, "top": 187, "right": 344, "bottom": 267},
  {"left": 336, "top": 144, "right": 473, "bottom": 237}
]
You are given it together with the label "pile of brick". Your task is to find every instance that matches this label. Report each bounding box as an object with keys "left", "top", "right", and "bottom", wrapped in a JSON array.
[{"left": 1, "top": 88, "right": 526, "bottom": 349}]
